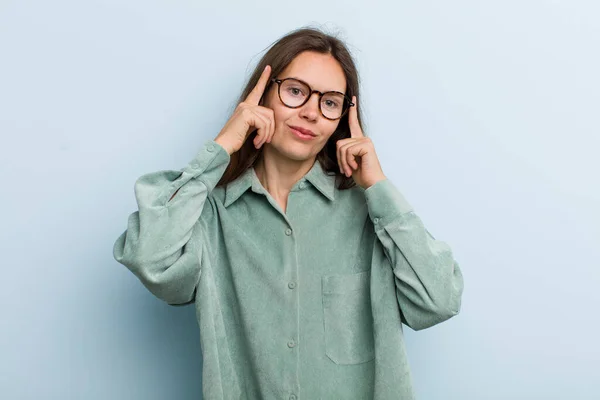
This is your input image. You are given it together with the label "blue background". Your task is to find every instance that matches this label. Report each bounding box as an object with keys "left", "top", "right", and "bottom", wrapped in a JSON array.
[{"left": 1, "top": 0, "right": 598, "bottom": 398}]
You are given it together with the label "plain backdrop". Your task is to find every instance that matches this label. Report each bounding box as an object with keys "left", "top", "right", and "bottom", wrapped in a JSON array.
[{"left": 1, "top": 0, "right": 599, "bottom": 399}]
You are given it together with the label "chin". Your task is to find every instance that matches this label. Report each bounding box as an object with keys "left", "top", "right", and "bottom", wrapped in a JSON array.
[{"left": 271, "top": 139, "right": 318, "bottom": 161}]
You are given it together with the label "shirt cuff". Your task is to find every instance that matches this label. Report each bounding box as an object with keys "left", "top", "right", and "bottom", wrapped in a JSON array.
[
  {"left": 177, "top": 140, "right": 231, "bottom": 192},
  {"left": 364, "top": 179, "right": 414, "bottom": 226}
]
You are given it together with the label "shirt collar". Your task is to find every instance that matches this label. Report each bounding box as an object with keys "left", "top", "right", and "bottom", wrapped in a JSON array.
[{"left": 224, "top": 160, "right": 336, "bottom": 207}]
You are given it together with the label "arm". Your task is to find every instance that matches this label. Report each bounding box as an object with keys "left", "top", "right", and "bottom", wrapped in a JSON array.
[
  {"left": 365, "top": 179, "right": 464, "bottom": 331},
  {"left": 112, "top": 140, "right": 230, "bottom": 305}
]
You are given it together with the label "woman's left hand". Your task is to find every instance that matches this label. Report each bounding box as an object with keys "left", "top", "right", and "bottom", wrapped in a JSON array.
[{"left": 336, "top": 96, "right": 387, "bottom": 189}]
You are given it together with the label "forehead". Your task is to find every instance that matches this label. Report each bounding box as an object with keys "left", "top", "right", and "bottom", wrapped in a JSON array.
[{"left": 280, "top": 51, "right": 346, "bottom": 93}]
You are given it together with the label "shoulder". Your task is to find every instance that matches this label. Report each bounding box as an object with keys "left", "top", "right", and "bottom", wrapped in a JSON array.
[
  {"left": 334, "top": 183, "right": 368, "bottom": 209},
  {"left": 336, "top": 182, "right": 366, "bottom": 198}
]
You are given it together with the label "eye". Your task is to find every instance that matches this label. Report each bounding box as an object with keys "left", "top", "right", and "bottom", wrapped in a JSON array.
[
  {"left": 285, "top": 85, "right": 306, "bottom": 97},
  {"left": 324, "top": 99, "right": 340, "bottom": 108}
]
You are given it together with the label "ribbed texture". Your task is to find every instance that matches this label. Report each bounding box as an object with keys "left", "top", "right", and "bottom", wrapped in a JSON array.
[{"left": 113, "top": 140, "right": 464, "bottom": 399}]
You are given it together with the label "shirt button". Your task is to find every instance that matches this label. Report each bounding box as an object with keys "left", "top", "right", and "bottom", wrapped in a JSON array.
[
  {"left": 287, "top": 339, "right": 296, "bottom": 348},
  {"left": 206, "top": 144, "right": 214, "bottom": 152},
  {"left": 299, "top": 182, "right": 306, "bottom": 189},
  {"left": 191, "top": 163, "right": 199, "bottom": 169},
  {"left": 373, "top": 217, "right": 380, "bottom": 224},
  {"left": 289, "top": 395, "right": 297, "bottom": 400},
  {"left": 285, "top": 228, "right": 292, "bottom": 236},
  {"left": 288, "top": 281, "right": 296, "bottom": 289}
]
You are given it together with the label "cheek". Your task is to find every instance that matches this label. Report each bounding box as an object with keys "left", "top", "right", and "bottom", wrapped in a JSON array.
[
  {"left": 321, "top": 121, "right": 339, "bottom": 139},
  {"left": 315, "top": 123, "right": 338, "bottom": 148},
  {"left": 272, "top": 106, "right": 294, "bottom": 128}
]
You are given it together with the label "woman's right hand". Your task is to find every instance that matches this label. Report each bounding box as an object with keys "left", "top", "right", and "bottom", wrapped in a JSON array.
[{"left": 214, "top": 65, "right": 275, "bottom": 155}]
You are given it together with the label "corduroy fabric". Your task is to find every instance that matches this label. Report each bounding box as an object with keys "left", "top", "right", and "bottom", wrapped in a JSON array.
[{"left": 113, "top": 140, "right": 464, "bottom": 400}]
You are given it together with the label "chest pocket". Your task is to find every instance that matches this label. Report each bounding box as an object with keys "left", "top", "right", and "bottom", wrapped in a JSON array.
[{"left": 321, "top": 269, "right": 375, "bottom": 365}]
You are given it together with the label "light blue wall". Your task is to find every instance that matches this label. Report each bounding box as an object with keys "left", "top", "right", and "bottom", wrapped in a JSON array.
[{"left": 1, "top": 0, "right": 598, "bottom": 399}]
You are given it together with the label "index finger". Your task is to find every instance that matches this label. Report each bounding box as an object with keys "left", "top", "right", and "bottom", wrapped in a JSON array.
[{"left": 246, "top": 65, "right": 272, "bottom": 105}]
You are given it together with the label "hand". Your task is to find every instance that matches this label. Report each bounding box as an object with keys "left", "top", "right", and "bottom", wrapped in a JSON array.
[
  {"left": 336, "top": 96, "right": 387, "bottom": 189},
  {"left": 214, "top": 65, "right": 275, "bottom": 155}
]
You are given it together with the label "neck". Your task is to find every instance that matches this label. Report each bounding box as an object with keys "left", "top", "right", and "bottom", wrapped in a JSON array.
[{"left": 254, "top": 144, "right": 316, "bottom": 201}]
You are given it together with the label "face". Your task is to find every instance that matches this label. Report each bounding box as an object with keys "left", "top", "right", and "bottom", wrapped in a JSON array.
[{"left": 262, "top": 51, "right": 347, "bottom": 161}]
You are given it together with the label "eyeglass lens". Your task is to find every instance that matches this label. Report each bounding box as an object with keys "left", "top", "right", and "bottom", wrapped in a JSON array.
[{"left": 279, "top": 79, "right": 348, "bottom": 119}]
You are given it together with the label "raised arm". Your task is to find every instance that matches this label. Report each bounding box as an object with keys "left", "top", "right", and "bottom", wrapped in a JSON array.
[
  {"left": 113, "top": 140, "right": 229, "bottom": 305},
  {"left": 114, "top": 64, "right": 276, "bottom": 305},
  {"left": 365, "top": 179, "right": 464, "bottom": 331}
]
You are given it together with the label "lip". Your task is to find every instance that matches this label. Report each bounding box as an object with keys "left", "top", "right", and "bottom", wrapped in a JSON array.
[{"left": 289, "top": 125, "right": 316, "bottom": 140}]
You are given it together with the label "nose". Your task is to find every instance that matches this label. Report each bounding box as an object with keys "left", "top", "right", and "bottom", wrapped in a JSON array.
[{"left": 299, "top": 92, "right": 320, "bottom": 121}]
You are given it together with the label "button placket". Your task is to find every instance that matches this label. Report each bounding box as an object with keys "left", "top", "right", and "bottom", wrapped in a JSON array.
[{"left": 282, "top": 221, "right": 299, "bottom": 398}]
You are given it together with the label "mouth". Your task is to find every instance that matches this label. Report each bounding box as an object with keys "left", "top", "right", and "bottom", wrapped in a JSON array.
[{"left": 289, "top": 125, "right": 316, "bottom": 140}]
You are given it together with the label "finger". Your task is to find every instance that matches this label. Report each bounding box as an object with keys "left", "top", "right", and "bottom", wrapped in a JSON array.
[
  {"left": 340, "top": 139, "right": 361, "bottom": 176},
  {"left": 252, "top": 110, "right": 272, "bottom": 146},
  {"left": 269, "top": 110, "right": 275, "bottom": 142},
  {"left": 254, "top": 107, "right": 275, "bottom": 143},
  {"left": 336, "top": 140, "right": 347, "bottom": 175},
  {"left": 349, "top": 96, "right": 364, "bottom": 138},
  {"left": 256, "top": 117, "right": 270, "bottom": 148},
  {"left": 242, "top": 107, "right": 265, "bottom": 145},
  {"left": 347, "top": 146, "right": 359, "bottom": 171},
  {"left": 345, "top": 145, "right": 356, "bottom": 177},
  {"left": 336, "top": 147, "right": 343, "bottom": 175},
  {"left": 250, "top": 111, "right": 269, "bottom": 148},
  {"left": 346, "top": 142, "right": 363, "bottom": 171},
  {"left": 268, "top": 113, "right": 275, "bottom": 143},
  {"left": 246, "top": 65, "right": 272, "bottom": 105},
  {"left": 338, "top": 141, "right": 352, "bottom": 177}
]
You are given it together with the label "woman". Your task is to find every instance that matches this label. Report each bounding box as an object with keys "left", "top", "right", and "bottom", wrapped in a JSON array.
[{"left": 113, "top": 27, "right": 464, "bottom": 400}]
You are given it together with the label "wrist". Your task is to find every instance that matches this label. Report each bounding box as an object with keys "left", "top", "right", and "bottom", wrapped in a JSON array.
[
  {"left": 365, "top": 175, "right": 387, "bottom": 189},
  {"left": 214, "top": 137, "right": 234, "bottom": 155}
]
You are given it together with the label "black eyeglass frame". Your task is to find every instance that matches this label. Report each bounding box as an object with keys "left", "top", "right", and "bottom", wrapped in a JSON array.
[{"left": 270, "top": 77, "right": 355, "bottom": 121}]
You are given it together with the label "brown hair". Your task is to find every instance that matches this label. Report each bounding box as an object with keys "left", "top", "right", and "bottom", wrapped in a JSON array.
[{"left": 216, "top": 26, "right": 365, "bottom": 190}]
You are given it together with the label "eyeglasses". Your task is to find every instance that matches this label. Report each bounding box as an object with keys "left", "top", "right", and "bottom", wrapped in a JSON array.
[{"left": 270, "top": 77, "right": 354, "bottom": 120}]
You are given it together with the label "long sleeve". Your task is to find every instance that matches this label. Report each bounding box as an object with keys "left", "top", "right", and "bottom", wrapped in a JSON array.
[
  {"left": 112, "top": 140, "right": 230, "bottom": 305},
  {"left": 365, "top": 179, "right": 464, "bottom": 331}
]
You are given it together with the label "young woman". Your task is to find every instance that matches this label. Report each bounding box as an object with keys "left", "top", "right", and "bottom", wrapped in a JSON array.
[{"left": 113, "top": 27, "right": 464, "bottom": 400}]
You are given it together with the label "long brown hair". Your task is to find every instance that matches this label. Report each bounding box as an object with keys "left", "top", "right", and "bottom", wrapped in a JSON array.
[{"left": 216, "top": 26, "right": 365, "bottom": 190}]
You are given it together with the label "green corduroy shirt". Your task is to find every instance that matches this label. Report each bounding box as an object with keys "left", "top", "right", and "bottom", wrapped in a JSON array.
[{"left": 113, "top": 139, "right": 464, "bottom": 400}]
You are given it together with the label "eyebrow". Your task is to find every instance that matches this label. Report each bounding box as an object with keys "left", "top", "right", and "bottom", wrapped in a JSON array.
[{"left": 286, "top": 76, "right": 346, "bottom": 94}]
